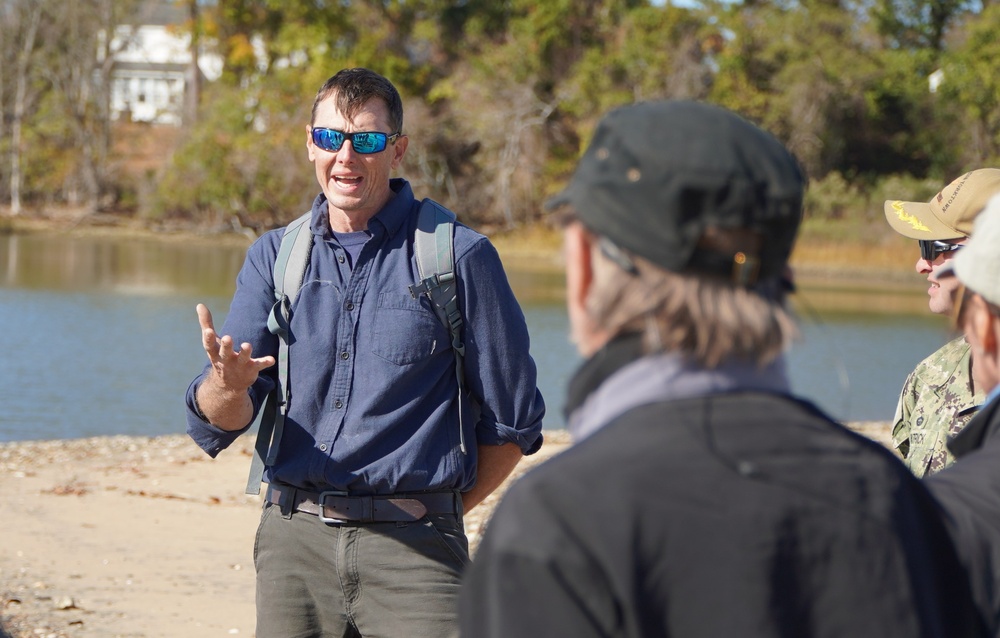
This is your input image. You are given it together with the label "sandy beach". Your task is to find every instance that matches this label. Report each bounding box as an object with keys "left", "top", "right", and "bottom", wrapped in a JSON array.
[
  {"left": 0, "top": 424, "right": 890, "bottom": 638},
  {"left": 0, "top": 430, "right": 573, "bottom": 638}
]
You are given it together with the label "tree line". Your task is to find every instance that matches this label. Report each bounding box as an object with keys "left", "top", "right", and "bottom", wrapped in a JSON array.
[{"left": 2, "top": 0, "right": 999, "bottom": 232}]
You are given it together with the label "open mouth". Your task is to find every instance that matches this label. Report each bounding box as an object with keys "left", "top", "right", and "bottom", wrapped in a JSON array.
[{"left": 334, "top": 176, "right": 362, "bottom": 186}]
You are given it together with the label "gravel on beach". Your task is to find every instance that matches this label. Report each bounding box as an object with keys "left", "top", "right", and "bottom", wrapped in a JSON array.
[{"left": 0, "top": 425, "right": 887, "bottom": 638}]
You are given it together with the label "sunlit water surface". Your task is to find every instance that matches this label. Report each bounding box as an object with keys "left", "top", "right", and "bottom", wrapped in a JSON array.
[{"left": 0, "top": 232, "right": 950, "bottom": 442}]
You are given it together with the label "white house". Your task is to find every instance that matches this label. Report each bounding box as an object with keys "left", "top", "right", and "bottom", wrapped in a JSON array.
[{"left": 102, "top": 1, "right": 222, "bottom": 125}]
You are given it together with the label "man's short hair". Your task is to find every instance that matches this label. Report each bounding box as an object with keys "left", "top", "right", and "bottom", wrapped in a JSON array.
[
  {"left": 586, "top": 234, "right": 798, "bottom": 368},
  {"left": 311, "top": 68, "right": 404, "bottom": 134}
]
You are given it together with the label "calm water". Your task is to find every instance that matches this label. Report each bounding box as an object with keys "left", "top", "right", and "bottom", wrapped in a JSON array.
[{"left": 0, "top": 232, "right": 952, "bottom": 442}]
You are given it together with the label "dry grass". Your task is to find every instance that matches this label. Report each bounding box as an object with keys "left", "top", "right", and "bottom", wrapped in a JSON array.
[{"left": 485, "top": 220, "right": 922, "bottom": 282}]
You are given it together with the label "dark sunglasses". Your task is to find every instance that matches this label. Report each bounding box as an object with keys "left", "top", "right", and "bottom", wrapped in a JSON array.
[
  {"left": 919, "top": 239, "right": 963, "bottom": 261},
  {"left": 310, "top": 128, "right": 401, "bottom": 154}
]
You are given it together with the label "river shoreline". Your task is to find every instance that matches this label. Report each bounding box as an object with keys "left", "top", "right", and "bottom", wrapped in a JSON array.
[{"left": 1, "top": 208, "right": 922, "bottom": 281}]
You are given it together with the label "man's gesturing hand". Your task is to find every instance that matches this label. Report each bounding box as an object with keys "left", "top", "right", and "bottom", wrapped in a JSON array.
[
  {"left": 194, "top": 304, "right": 275, "bottom": 430},
  {"left": 198, "top": 303, "right": 275, "bottom": 388}
]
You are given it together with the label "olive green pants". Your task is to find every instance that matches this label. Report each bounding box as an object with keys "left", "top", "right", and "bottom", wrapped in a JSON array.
[{"left": 254, "top": 501, "right": 468, "bottom": 638}]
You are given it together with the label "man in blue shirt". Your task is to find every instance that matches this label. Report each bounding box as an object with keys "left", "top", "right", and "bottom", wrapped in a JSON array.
[{"left": 185, "top": 67, "right": 545, "bottom": 638}]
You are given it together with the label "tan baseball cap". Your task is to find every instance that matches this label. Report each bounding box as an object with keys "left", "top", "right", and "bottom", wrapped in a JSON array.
[
  {"left": 947, "top": 193, "right": 1000, "bottom": 307},
  {"left": 884, "top": 168, "right": 1000, "bottom": 240}
]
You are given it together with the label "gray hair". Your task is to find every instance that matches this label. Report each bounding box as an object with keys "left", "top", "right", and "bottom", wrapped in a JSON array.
[{"left": 586, "top": 239, "right": 798, "bottom": 368}]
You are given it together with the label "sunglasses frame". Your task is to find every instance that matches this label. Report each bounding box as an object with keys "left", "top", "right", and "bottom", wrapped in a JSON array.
[
  {"left": 310, "top": 127, "right": 401, "bottom": 154},
  {"left": 918, "top": 239, "right": 963, "bottom": 261}
]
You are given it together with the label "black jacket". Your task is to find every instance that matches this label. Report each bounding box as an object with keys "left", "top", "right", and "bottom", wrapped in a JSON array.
[
  {"left": 927, "top": 396, "right": 1000, "bottom": 636},
  {"left": 460, "top": 339, "right": 985, "bottom": 638}
]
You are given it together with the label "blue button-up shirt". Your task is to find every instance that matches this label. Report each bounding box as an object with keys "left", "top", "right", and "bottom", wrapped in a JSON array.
[{"left": 185, "top": 179, "right": 545, "bottom": 494}]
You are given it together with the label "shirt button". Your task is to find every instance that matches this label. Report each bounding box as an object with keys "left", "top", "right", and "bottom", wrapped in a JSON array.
[
  {"left": 335, "top": 400, "right": 343, "bottom": 409},
  {"left": 345, "top": 301, "right": 354, "bottom": 311},
  {"left": 319, "top": 443, "right": 328, "bottom": 452},
  {"left": 340, "top": 351, "right": 350, "bottom": 360},
  {"left": 338, "top": 255, "right": 346, "bottom": 264}
]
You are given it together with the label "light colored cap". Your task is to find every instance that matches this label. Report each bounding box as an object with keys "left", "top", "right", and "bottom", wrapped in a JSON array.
[
  {"left": 951, "top": 192, "right": 1000, "bottom": 307},
  {"left": 884, "top": 168, "right": 1000, "bottom": 240}
]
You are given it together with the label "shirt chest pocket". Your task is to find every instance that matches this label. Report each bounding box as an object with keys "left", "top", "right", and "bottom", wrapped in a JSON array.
[
  {"left": 372, "top": 291, "right": 450, "bottom": 365},
  {"left": 908, "top": 412, "right": 952, "bottom": 476}
]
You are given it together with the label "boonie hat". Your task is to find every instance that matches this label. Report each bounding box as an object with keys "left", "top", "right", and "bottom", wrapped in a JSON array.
[
  {"left": 884, "top": 168, "right": 1000, "bottom": 240},
  {"left": 546, "top": 100, "right": 804, "bottom": 284},
  {"left": 947, "top": 193, "right": 1000, "bottom": 307}
]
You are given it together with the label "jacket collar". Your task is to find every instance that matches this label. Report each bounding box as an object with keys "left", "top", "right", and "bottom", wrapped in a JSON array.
[{"left": 564, "top": 334, "right": 791, "bottom": 442}]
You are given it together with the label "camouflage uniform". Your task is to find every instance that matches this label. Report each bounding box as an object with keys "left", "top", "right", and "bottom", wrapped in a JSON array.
[{"left": 892, "top": 336, "right": 983, "bottom": 477}]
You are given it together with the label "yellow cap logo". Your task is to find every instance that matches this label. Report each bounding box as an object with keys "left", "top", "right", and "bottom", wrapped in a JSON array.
[{"left": 891, "top": 201, "right": 931, "bottom": 232}]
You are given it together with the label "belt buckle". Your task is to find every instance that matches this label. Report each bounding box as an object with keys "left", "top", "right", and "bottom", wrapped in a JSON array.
[{"left": 318, "top": 490, "right": 349, "bottom": 524}]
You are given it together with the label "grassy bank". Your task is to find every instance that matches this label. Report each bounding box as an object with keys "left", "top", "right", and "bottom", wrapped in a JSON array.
[
  {"left": 487, "top": 217, "right": 931, "bottom": 315},
  {"left": 487, "top": 214, "right": 922, "bottom": 273}
]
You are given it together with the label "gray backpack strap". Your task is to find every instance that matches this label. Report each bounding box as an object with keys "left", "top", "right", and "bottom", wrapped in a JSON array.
[
  {"left": 246, "top": 210, "right": 313, "bottom": 495},
  {"left": 408, "top": 198, "right": 470, "bottom": 454}
]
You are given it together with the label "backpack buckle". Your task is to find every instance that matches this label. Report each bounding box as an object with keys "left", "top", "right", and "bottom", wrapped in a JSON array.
[{"left": 408, "top": 275, "right": 441, "bottom": 299}]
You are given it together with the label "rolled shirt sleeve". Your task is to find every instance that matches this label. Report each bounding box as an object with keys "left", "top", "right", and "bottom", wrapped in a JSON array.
[{"left": 454, "top": 233, "right": 545, "bottom": 456}]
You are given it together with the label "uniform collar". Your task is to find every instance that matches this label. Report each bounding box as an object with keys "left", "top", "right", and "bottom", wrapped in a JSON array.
[{"left": 949, "top": 391, "right": 1000, "bottom": 458}]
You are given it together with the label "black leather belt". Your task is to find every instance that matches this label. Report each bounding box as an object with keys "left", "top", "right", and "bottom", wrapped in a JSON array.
[{"left": 265, "top": 483, "right": 458, "bottom": 524}]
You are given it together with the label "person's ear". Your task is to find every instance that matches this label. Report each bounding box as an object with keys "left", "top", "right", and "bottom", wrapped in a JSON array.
[
  {"left": 390, "top": 135, "right": 408, "bottom": 169},
  {"left": 306, "top": 125, "right": 317, "bottom": 162},
  {"left": 966, "top": 295, "right": 999, "bottom": 354},
  {"left": 564, "top": 223, "right": 594, "bottom": 310},
  {"left": 565, "top": 222, "right": 614, "bottom": 356},
  {"left": 984, "top": 309, "right": 1000, "bottom": 354}
]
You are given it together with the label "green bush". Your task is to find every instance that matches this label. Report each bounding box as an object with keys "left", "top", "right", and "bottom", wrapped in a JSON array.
[
  {"left": 804, "top": 172, "right": 862, "bottom": 220},
  {"left": 800, "top": 172, "right": 948, "bottom": 243},
  {"left": 147, "top": 82, "right": 315, "bottom": 228},
  {"left": 868, "top": 173, "right": 942, "bottom": 212}
]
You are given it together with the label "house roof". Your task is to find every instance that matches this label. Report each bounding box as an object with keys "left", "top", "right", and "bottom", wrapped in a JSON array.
[
  {"left": 113, "top": 61, "right": 189, "bottom": 74},
  {"left": 134, "top": 0, "right": 187, "bottom": 27}
]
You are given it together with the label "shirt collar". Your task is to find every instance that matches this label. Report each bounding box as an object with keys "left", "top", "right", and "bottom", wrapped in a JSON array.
[{"left": 309, "top": 178, "right": 415, "bottom": 240}]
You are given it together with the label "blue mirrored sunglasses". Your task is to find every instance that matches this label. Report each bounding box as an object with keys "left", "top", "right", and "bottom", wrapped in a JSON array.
[
  {"left": 918, "top": 239, "right": 963, "bottom": 261},
  {"left": 311, "top": 128, "right": 401, "bottom": 154}
]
